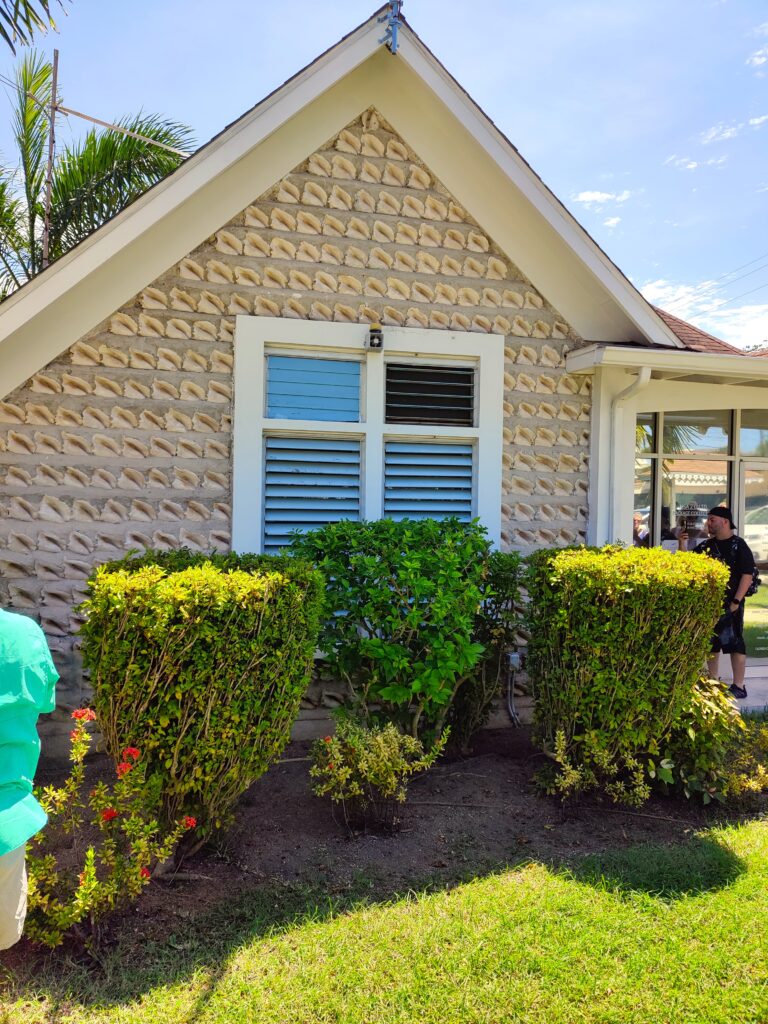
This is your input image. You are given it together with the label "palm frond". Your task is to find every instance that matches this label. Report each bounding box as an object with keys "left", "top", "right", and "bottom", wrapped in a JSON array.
[
  {"left": 12, "top": 49, "right": 52, "bottom": 271},
  {"left": 48, "top": 114, "right": 195, "bottom": 257},
  {"left": 0, "top": 173, "right": 30, "bottom": 296},
  {"left": 0, "top": 0, "right": 66, "bottom": 54}
]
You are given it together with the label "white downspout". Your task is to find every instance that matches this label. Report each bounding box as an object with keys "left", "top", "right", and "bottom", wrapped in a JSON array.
[{"left": 609, "top": 366, "right": 651, "bottom": 542}]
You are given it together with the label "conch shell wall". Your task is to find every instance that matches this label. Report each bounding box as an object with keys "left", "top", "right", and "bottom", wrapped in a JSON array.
[{"left": 0, "top": 108, "right": 590, "bottom": 671}]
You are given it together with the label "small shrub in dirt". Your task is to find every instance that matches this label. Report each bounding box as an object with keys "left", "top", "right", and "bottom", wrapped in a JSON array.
[
  {"left": 526, "top": 545, "right": 734, "bottom": 805},
  {"left": 449, "top": 550, "right": 524, "bottom": 751},
  {"left": 26, "top": 709, "right": 195, "bottom": 949},
  {"left": 79, "top": 551, "right": 324, "bottom": 833},
  {"left": 310, "top": 718, "right": 445, "bottom": 832},
  {"left": 290, "top": 518, "right": 489, "bottom": 740},
  {"left": 722, "top": 712, "right": 768, "bottom": 801}
]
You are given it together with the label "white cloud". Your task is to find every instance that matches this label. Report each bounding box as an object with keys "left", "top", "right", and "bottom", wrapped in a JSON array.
[
  {"left": 747, "top": 47, "right": 768, "bottom": 67},
  {"left": 697, "top": 115, "right": 766, "bottom": 144},
  {"left": 603, "top": 216, "right": 621, "bottom": 228},
  {"left": 571, "top": 189, "right": 632, "bottom": 209},
  {"left": 665, "top": 155, "right": 727, "bottom": 171},
  {"left": 701, "top": 122, "right": 741, "bottom": 143},
  {"left": 642, "top": 279, "right": 768, "bottom": 348},
  {"left": 754, "top": 22, "right": 768, "bottom": 36}
]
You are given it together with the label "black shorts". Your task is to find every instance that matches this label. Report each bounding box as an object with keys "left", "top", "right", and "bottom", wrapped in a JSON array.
[{"left": 711, "top": 600, "right": 746, "bottom": 655}]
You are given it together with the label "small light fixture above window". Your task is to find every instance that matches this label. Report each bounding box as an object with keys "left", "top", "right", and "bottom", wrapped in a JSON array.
[{"left": 366, "top": 323, "right": 384, "bottom": 351}]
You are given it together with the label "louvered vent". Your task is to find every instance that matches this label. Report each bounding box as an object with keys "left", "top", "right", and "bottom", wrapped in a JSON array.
[
  {"left": 267, "top": 355, "right": 361, "bottom": 421},
  {"left": 383, "top": 442, "right": 474, "bottom": 521},
  {"left": 385, "top": 363, "right": 475, "bottom": 426},
  {"left": 263, "top": 436, "right": 361, "bottom": 552}
]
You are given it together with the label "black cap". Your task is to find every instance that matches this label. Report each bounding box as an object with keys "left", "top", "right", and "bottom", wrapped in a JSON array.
[{"left": 708, "top": 506, "right": 736, "bottom": 529}]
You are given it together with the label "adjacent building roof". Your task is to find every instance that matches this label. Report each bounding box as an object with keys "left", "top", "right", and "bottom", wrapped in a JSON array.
[{"left": 653, "top": 307, "right": 744, "bottom": 356}]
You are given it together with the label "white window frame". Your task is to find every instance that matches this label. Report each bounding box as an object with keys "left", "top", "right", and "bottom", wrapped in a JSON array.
[{"left": 232, "top": 316, "right": 504, "bottom": 552}]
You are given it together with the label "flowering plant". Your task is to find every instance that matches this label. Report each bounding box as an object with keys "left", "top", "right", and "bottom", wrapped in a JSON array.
[{"left": 25, "top": 709, "right": 198, "bottom": 948}]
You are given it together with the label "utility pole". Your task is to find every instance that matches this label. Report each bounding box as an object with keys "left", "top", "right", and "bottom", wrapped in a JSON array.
[{"left": 41, "top": 47, "right": 59, "bottom": 270}]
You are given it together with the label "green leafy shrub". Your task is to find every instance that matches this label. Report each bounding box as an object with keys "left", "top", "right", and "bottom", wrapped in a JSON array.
[
  {"left": 290, "top": 518, "right": 490, "bottom": 739},
  {"left": 310, "top": 718, "right": 444, "bottom": 831},
  {"left": 659, "top": 676, "right": 744, "bottom": 802},
  {"left": 526, "top": 545, "right": 732, "bottom": 804},
  {"left": 79, "top": 552, "right": 324, "bottom": 833},
  {"left": 722, "top": 712, "right": 768, "bottom": 800},
  {"left": 448, "top": 550, "right": 524, "bottom": 750},
  {"left": 26, "top": 709, "right": 194, "bottom": 948}
]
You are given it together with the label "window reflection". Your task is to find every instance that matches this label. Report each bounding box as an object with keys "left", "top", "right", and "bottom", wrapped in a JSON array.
[
  {"left": 661, "top": 459, "right": 728, "bottom": 545},
  {"left": 636, "top": 413, "right": 655, "bottom": 454},
  {"left": 633, "top": 458, "right": 652, "bottom": 546},
  {"left": 662, "top": 411, "right": 730, "bottom": 456},
  {"left": 740, "top": 410, "right": 768, "bottom": 458}
]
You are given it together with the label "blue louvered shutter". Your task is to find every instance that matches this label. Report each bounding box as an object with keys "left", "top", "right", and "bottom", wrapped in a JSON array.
[
  {"left": 383, "top": 441, "right": 474, "bottom": 521},
  {"left": 266, "top": 355, "right": 360, "bottom": 421},
  {"left": 263, "top": 436, "right": 361, "bottom": 552}
]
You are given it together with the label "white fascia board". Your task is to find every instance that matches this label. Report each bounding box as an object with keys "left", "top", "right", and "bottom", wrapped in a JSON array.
[
  {"left": 566, "top": 344, "right": 768, "bottom": 380},
  {"left": 394, "top": 33, "right": 681, "bottom": 351},
  {"left": 0, "top": 13, "right": 384, "bottom": 345}
]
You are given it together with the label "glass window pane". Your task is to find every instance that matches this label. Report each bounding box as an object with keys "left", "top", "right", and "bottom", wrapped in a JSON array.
[
  {"left": 740, "top": 410, "right": 768, "bottom": 457},
  {"left": 633, "top": 458, "right": 653, "bottom": 546},
  {"left": 635, "top": 413, "right": 656, "bottom": 454},
  {"left": 662, "top": 410, "right": 730, "bottom": 455},
  {"left": 660, "top": 459, "right": 728, "bottom": 545},
  {"left": 743, "top": 468, "right": 768, "bottom": 562}
]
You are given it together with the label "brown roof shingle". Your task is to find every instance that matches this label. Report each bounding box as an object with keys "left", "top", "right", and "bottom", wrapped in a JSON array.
[{"left": 654, "top": 307, "right": 744, "bottom": 355}]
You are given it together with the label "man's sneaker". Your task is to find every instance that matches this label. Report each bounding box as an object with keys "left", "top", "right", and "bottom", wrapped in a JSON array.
[{"left": 729, "top": 683, "right": 748, "bottom": 700}]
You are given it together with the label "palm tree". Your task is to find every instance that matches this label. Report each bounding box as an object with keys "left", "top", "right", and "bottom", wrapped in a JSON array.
[
  {"left": 0, "top": 51, "right": 194, "bottom": 297},
  {"left": 0, "top": 0, "right": 67, "bottom": 53}
]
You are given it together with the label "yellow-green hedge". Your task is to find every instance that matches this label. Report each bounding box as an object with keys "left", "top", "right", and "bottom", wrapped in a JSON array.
[
  {"left": 526, "top": 545, "right": 733, "bottom": 803},
  {"left": 79, "top": 552, "right": 324, "bottom": 833}
]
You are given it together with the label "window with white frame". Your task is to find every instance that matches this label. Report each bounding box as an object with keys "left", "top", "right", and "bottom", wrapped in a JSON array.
[{"left": 232, "top": 318, "right": 504, "bottom": 553}]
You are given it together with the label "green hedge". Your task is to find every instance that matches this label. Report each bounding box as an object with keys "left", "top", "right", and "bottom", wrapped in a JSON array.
[
  {"left": 289, "top": 518, "right": 491, "bottom": 740},
  {"left": 526, "top": 545, "right": 732, "bottom": 803},
  {"left": 79, "top": 550, "right": 324, "bottom": 832}
]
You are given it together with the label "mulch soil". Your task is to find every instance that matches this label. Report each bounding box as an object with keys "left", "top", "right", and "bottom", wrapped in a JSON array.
[{"left": 11, "top": 726, "right": 763, "bottom": 958}]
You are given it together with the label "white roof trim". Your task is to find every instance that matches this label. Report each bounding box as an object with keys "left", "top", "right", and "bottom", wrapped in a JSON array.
[
  {"left": 567, "top": 344, "right": 765, "bottom": 379},
  {"left": 0, "top": 7, "right": 684, "bottom": 398}
]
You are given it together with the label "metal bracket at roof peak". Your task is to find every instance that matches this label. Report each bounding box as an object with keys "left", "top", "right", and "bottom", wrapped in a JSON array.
[{"left": 378, "top": 0, "right": 404, "bottom": 54}]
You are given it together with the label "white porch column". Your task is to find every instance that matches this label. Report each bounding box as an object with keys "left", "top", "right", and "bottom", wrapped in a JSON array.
[{"left": 587, "top": 365, "right": 640, "bottom": 546}]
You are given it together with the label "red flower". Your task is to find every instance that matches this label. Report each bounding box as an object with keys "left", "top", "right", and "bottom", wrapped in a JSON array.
[
  {"left": 121, "top": 746, "right": 140, "bottom": 762},
  {"left": 140, "top": 867, "right": 151, "bottom": 879},
  {"left": 70, "top": 730, "right": 78, "bottom": 741},
  {"left": 116, "top": 761, "right": 132, "bottom": 778},
  {"left": 100, "top": 808, "right": 118, "bottom": 822},
  {"left": 328, "top": 763, "right": 335, "bottom": 770},
  {"left": 183, "top": 816, "right": 197, "bottom": 830},
  {"left": 323, "top": 736, "right": 332, "bottom": 743},
  {"left": 72, "top": 708, "right": 96, "bottom": 722}
]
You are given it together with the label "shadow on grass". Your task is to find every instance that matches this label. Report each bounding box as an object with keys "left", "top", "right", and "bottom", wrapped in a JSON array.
[
  {"left": 1, "top": 833, "right": 751, "bottom": 1023},
  {"left": 565, "top": 834, "right": 745, "bottom": 900}
]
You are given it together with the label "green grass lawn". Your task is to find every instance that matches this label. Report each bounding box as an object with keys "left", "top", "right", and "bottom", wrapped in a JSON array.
[{"left": 2, "top": 819, "right": 768, "bottom": 1024}]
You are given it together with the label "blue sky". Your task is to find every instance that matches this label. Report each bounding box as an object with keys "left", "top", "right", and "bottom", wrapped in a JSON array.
[{"left": 0, "top": 0, "right": 766, "bottom": 346}]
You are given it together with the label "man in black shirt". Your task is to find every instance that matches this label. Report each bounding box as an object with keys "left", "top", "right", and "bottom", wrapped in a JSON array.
[{"left": 679, "top": 506, "right": 756, "bottom": 699}]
